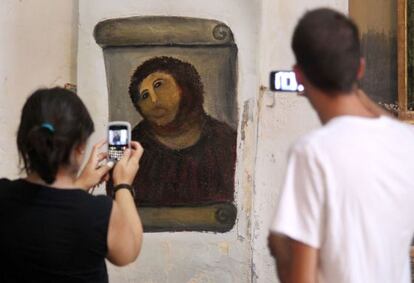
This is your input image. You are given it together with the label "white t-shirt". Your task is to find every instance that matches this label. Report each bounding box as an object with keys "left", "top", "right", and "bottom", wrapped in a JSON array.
[{"left": 271, "top": 115, "right": 414, "bottom": 283}]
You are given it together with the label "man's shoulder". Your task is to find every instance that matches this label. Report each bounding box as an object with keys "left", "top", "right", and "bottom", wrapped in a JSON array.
[
  {"left": 293, "top": 115, "right": 414, "bottom": 158},
  {"left": 291, "top": 116, "right": 371, "bottom": 156},
  {"left": 291, "top": 126, "right": 329, "bottom": 154},
  {"left": 383, "top": 115, "right": 414, "bottom": 132}
]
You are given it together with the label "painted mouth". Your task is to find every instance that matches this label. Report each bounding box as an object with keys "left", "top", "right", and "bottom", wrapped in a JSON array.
[{"left": 150, "top": 108, "right": 168, "bottom": 118}]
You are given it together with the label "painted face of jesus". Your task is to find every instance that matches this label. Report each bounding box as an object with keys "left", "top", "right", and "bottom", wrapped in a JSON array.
[{"left": 137, "top": 72, "right": 182, "bottom": 126}]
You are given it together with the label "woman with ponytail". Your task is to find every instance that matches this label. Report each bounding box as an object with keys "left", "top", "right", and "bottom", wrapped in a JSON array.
[{"left": 0, "top": 87, "right": 144, "bottom": 282}]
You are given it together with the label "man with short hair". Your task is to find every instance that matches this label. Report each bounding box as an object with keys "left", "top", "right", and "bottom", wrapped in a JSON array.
[{"left": 268, "top": 8, "right": 414, "bottom": 283}]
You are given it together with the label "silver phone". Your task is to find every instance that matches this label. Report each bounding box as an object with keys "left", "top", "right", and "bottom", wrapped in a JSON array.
[{"left": 107, "top": 121, "right": 131, "bottom": 162}]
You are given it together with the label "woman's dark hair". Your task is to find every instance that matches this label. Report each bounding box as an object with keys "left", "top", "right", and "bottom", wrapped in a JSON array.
[
  {"left": 17, "top": 87, "right": 94, "bottom": 184},
  {"left": 128, "top": 56, "right": 205, "bottom": 120},
  {"left": 292, "top": 8, "right": 361, "bottom": 92}
]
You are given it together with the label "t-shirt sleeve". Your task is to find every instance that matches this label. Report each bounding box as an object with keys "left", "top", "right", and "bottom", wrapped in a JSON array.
[{"left": 270, "top": 142, "right": 325, "bottom": 249}]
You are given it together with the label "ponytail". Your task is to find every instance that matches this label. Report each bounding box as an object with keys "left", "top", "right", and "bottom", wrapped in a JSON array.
[
  {"left": 17, "top": 88, "right": 94, "bottom": 184},
  {"left": 25, "top": 126, "right": 60, "bottom": 184}
]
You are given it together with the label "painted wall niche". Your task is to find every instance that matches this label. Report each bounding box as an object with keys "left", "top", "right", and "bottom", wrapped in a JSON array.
[
  {"left": 398, "top": 0, "right": 414, "bottom": 123},
  {"left": 94, "top": 16, "right": 238, "bottom": 232}
]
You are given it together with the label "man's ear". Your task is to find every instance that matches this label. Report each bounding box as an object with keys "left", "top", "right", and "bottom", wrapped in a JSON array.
[
  {"left": 293, "top": 64, "right": 304, "bottom": 85},
  {"left": 357, "top": 57, "right": 366, "bottom": 80}
]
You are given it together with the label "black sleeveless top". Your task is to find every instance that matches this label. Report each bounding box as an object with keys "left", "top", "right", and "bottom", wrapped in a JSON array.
[{"left": 0, "top": 178, "right": 112, "bottom": 283}]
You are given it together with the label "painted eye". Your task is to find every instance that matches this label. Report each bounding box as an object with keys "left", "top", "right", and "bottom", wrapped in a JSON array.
[
  {"left": 141, "top": 92, "right": 149, "bottom": 100},
  {"left": 154, "top": 80, "right": 162, "bottom": 89}
]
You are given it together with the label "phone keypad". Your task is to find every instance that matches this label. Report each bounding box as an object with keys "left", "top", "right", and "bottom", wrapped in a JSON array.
[{"left": 109, "top": 147, "right": 125, "bottom": 161}]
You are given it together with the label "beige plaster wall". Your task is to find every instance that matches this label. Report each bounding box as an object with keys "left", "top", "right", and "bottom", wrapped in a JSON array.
[{"left": 0, "top": 0, "right": 78, "bottom": 177}]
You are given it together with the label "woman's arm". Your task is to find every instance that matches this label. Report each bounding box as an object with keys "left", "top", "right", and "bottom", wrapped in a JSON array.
[{"left": 106, "top": 142, "right": 144, "bottom": 266}]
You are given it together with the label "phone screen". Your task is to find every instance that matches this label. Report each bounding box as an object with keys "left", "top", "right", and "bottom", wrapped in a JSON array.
[
  {"left": 108, "top": 125, "right": 129, "bottom": 161},
  {"left": 270, "top": 71, "right": 304, "bottom": 92}
]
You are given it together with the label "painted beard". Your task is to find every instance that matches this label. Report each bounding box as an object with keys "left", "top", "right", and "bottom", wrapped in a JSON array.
[{"left": 141, "top": 102, "right": 205, "bottom": 137}]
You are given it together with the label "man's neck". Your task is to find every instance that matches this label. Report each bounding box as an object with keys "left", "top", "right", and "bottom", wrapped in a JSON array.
[{"left": 311, "top": 89, "right": 379, "bottom": 124}]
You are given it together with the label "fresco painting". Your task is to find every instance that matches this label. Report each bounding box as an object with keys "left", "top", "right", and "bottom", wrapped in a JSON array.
[
  {"left": 94, "top": 16, "right": 238, "bottom": 232},
  {"left": 129, "top": 56, "right": 236, "bottom": 206}
]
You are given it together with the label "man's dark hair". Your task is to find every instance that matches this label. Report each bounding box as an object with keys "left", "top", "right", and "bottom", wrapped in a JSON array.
[
  {"left": 17, "top": 87, "right": 94, "bottom": 184},
  {"left": 292, "top": 8, "right": 361, "bottom": 92},
  {"left": 129, "top": 56, "right": 204, "bottom": 116}
]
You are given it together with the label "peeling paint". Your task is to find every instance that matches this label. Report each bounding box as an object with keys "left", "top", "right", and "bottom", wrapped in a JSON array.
[
  {"left": 161, "top": 241, "right": 174, "bottom": 272},
  {"left": 270, "top": 153, "right": 276, "bottom": 163},
  {"left": 251, "top": 262, "right": 259, "bottom": 280},
  {"left": 243, "top": 172, "right": 253, "bottom": 214},
  {"left": 186, "top": 272, "right": 213, "bottom": 283},
  {"left": 240, "top": 100, "right": 250, "bottom": 141},
  {"left": 218, "top": 241, "right": 230, "bottom": 255},
  {"left": 257, "top": 86, "right": 265, "bottom": 118}
]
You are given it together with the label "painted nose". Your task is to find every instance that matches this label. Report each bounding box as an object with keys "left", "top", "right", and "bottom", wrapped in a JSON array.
[{"left": 149, "top": 90, "right": 158, "bottom": 103}]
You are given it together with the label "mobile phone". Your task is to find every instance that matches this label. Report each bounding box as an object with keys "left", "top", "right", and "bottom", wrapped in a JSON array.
[
  {"left": 270, "top": 70, "right": 304, "bottom": 92},
  {"left": 108, "top": 121, "right": 131, "bottom": 162}
]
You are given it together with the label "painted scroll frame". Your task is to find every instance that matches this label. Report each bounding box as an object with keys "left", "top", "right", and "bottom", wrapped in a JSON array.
[
  {"left": 397, "top": 0, "right": 414, "bottom": 123},
  {"left": 94, "top": 17, "right": 238, "bottom": 233}
]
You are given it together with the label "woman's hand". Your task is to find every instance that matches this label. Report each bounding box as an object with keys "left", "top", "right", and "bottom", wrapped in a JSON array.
[
  {"left": 76, "top": 140, "right": 113, "bottom": 191},
  {"left": 112, "top": 141, "right": 144, "bottom": 186}
]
